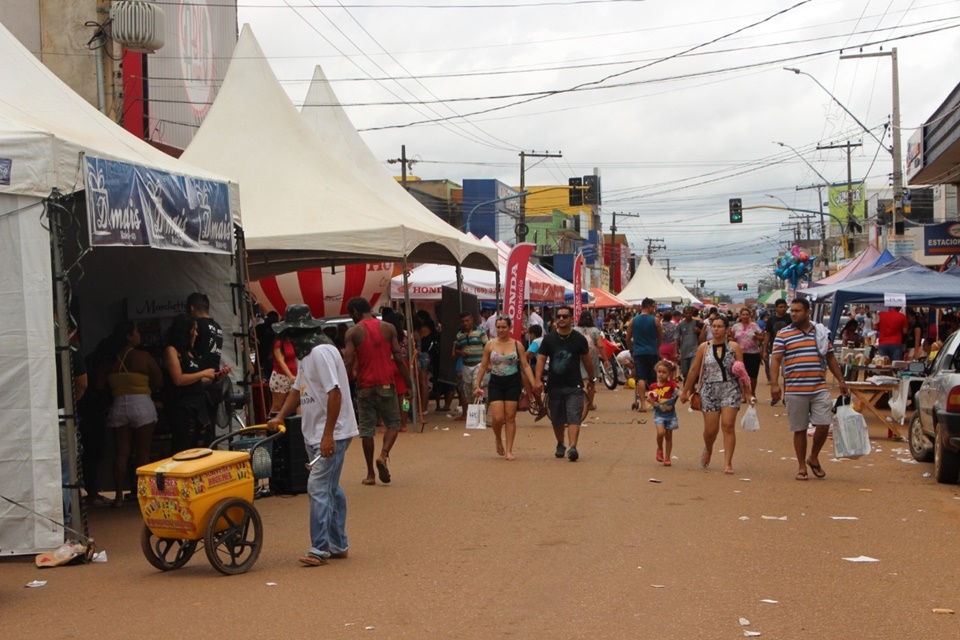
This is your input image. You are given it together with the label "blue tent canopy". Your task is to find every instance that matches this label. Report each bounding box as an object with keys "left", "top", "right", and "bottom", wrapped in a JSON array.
[{"left": 801, "top": 264, "right": 960, "bottom": 337}]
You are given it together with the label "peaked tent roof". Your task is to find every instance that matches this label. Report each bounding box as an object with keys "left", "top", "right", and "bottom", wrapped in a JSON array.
[
  {"left": 813, "top": 246, "right": 890, "bottom": 285},
  {"left": 0, "top": 21, "right": 237, "bottom": 205},
  {"left": 670, "top": 279, "right": 698, "bottom": 304},
  {"left": 587, "top": 288, "right": 631, "bottom": 308},
  {"left": 181, "top": 25, "right": 492, "bottom": 279},
  {"left": 617, "top": 257, "right": 682, "bottom": 303},
  {"left": 299, "top": 66, "right": 496, "bottom": 271}
]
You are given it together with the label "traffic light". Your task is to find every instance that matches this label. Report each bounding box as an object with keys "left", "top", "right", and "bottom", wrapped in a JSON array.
[
  {"left": 568, "top": 177, "right": 583, "bottom": 206},
  {"left": 736, "top": 283, "right": 749, "bottom": 291},
  {"left": 583, "top": 175, "right": 601, "bottom": 205},
  {"left": 729, "top": 198, "right": 743, "bottom": 224}
]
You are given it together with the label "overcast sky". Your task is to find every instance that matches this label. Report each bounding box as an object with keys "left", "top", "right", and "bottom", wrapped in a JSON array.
[{"left": 236, "top": 0, "right": 960, "bottom": 298}]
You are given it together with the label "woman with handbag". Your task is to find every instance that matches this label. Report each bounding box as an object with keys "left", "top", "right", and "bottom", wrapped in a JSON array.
[
  {"left": 679, "top": 316, "right": 745, "bottom": 474},
  {"left": 475, "top": 316, "right": 538, "bottom": 460}
]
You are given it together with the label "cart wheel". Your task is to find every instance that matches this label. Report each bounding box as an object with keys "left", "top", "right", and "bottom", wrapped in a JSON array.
[
  {"left": 140, "top": 524, "right": 196, "bottom": 571},
  {"left": 204, "top": 498, "right": 263, "bottom": 575}
]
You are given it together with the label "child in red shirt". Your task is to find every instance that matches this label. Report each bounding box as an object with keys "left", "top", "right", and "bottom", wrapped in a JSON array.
[{"left": 647, "top": 360, "right": 679, "bottom": 466}]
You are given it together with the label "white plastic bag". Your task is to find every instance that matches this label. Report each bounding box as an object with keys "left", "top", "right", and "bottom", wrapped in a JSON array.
[
  {"left": 832, "top": 403, "right": 871, "bottom": 459},
  {"left": 888, "top": 378, "right": 909, "bottom": 425},
  {"left": 741, "top": 406, "right": 760, "bottom": 431},
  {"left": 466, "top": 402, "right": 487, "bottom": 429}
]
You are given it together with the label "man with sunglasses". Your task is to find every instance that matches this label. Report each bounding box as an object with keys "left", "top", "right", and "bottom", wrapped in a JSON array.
[{"left": 534, "top": 305, "right": 596, "bottom": 462}]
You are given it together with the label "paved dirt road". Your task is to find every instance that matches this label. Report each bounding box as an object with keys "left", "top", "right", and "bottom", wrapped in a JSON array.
[{"left": 4, "top": 384, "right": 960, "bottom": 639}]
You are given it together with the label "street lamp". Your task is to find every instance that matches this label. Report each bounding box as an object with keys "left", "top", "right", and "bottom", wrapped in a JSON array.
[
  {"left": 783, "top": 67, "right": 886, "bottom": 149},
  {"left": 764, "top": 194, "right": 849, "bottom": 262}
]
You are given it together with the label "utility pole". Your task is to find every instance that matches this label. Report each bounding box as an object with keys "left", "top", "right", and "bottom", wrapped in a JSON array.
[
  {"left": 840, "top": 48, "right": 903, "bottom": 240},
  {"left": 518, "top": 150, "right": 562, "bottom": 242},
  {"left": 646, "top": 237, "right": 665, "bottom": 263},
  {"left": 797, "top": 182, "right": 827, "bottom": 272},
  {"left": 609, "top": 210, "right": 639, "bottom": 290},
  {"left": 387, "top": 145, "right": 417, "bottom": 191},
  {"left": 817, "top": 140, "right": 862, "bottom": 257}
]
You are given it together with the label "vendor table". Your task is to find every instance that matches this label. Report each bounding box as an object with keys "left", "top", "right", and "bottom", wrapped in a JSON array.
[{"left": 846, "top": 381, "right": 901, "bottom": 437}]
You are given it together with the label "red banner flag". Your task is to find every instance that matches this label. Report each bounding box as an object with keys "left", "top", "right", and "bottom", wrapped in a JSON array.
[
  {"left": 504, "top": 243, "right": 536, "bottom": 340},
  {"left": 573, "top": 251, "right": 584, "bottom": 323}
]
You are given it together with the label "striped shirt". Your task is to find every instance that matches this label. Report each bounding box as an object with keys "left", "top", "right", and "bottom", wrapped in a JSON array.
[{"left": 772, "top": 323, "right": 827, "bottom": 395}]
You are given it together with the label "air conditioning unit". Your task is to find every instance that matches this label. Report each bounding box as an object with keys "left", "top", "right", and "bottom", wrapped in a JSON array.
[{"left": 110, "top": 1, "right": 165, "bottom": 53}]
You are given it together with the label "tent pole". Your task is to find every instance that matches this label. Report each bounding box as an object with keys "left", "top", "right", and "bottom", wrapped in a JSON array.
[
  {"left": 496, "top": 269, "right": 502, "bottom": 312},
  {"left": 47, "top": 193, "right": 86, "bottom": 540},
  {"left": 402, "top": 256, "right": 421, "bottom": 433},
  {"left": 456, "top": 264, "right": 464, "bottom": 313},
  {"left": 233, "top": 227, "right": 255, "bottom": 424}
]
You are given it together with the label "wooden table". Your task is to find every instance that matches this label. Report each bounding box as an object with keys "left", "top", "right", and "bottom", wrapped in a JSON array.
[{"left": 846, "top": 381, "right": 902, "bottom": 437}]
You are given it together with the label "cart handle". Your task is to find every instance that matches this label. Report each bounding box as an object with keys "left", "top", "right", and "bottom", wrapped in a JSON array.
[{"left": 209, "top": 423, "right": 286, "bottom": 450}]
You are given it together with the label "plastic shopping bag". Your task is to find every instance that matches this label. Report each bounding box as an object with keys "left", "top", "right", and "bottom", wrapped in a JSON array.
[
  {"left": 466, "top": 401, "right": 487, "bottom": 430},
  {"left": 888, "top": 379, "right": 909, "bottom": 425},
  {"left": 740, "top": 406, "right": 760, "bottom": 431},
  {"left": 832, "top": 401, "right": 871, "bottom": 459}
]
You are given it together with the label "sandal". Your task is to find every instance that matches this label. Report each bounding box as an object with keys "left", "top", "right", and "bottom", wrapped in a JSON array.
[
  {"left": 806, "top": 460, "right": 826, "bottom": 479},
  {"left": 700, "top": 448, "right": 710, "bottom": 469},
  {"left": 795, "top": 471, "right": 809, "bottom": 481},
  {"left": 656, "top": 449, "right": 664, "bottom": 463},
  {"left": 299, "top": 552, "right": 327, "bottom": 567},
  {"left": 663, "top": 459, "right": 672, "bottom": 467},
  {"left": 724, "top": 467, "right": 735, "bottom": 475}
]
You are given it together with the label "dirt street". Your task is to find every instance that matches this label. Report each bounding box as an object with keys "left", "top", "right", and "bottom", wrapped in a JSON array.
[{"left": 4, "top": 384, "right": 960, "bottom": 640}]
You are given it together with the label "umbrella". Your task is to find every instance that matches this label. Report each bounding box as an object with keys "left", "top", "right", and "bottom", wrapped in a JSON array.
[{"left": 757, "top": 289, "right": 790, "bottom": 306}]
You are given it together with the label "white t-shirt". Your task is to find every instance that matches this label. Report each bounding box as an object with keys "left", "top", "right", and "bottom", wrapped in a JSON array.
[
  {"left": 295, "top": 344, "right": 359, "bottom": 445},
  {"left": 528, "top": 311, "right": 544, "bottom": 328},
  {"left": 482, "top": 314, "right": 498, "bottom": 338}
]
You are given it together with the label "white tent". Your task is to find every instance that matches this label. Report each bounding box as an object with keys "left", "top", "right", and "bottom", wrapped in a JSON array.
[
  {"left": 182, "top": 26, "right": 497, "bottom": 279},
  {"left": 617, "top": 257, "right": 683, "bottom": 304},
  {"left": 299, "top": 66, "right": 496, "bottom": 271},
  {"left": 671, "top": 280, "right": 702, "bottom": 305},
  {"left": 0, "top": 21, "right": 241, "bottom": 554}
]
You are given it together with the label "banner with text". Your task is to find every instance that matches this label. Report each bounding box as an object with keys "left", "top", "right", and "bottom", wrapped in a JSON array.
[
  {"left": 573, "top": 251, "right": 583, "bottom": 324},
  {"left": 923, "top": 222, "right": 960, "bottom": 255},
  {"left": 84, "top": 155, "right": 233, "bottom": 254},
  {"left": 828, "top": 182, "right": 865, "bottom": 225},
  {"left": 504, "top": 243, "right": 535, "bottom": 340}
]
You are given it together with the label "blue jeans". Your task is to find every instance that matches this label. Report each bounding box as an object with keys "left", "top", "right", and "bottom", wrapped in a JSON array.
[
  {"left": 305, "top": 438, "right": 351, "bottom": 558},
  {"left": 877, "top": 344, "right": 903, "bottom": 362}
]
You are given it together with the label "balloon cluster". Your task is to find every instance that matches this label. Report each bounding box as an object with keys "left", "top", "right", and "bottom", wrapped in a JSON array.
[{"left": 775, "top": 245, "right": 816, "bottom": 288}]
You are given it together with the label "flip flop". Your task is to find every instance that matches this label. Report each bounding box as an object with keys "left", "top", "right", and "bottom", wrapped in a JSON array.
[
  {"left": 724, "top": 467, "right": 735, "bottom": 475},
  {"left": 299, "top": 552, "right": 327, "bottom": 567},
  {"left": 376, "top": 459, "right": 391, "bottom": 484},
  {"left": 700, "top": 448, "right": 710, "bottom": 469},
  {"left": 795, "top": 471, "right": 809, "bottom": 481},
  {"left": 806, "top": 460, "right": 826, "bottom": 479}
]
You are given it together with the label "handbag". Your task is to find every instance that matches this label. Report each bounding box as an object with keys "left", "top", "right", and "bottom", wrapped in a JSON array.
[
  {"left": 466, "top": 401, "right": 487, "bottom": 429},
  {"left": 689, "top": 345, "right": 706, "bottom": 411}
]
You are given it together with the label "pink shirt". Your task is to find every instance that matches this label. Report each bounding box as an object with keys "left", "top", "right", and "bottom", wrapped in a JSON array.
[{"left": 730, "top": 322, "right": 762, "bottom": 354}]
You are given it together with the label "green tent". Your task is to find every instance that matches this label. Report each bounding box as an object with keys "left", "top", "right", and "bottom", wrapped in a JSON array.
[{"left": 757, "top": 289, "right": 790, "bottom": 306}]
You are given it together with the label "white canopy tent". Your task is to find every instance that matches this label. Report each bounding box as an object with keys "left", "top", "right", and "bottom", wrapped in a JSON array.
[
  {"left": 182, "top": 26, "right": 497, "bottom": 280},
  {"left": 0, "top": 21, "right": 241, "bottom": 554},
  {"left": 671, "top": 280, "right": 702, "bottom": 305},
  {"left": 617, "top": 257, "right": 683, "bottom": 304},
  {"left": 299, "top": 66, "right": 496, "bottom": 271}
]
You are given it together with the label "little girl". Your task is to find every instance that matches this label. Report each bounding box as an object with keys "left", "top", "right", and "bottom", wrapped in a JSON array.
[{"left": 647, "top": 360, "right": 680, "bottom": 466}]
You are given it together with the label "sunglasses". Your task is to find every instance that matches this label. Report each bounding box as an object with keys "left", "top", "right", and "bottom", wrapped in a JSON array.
[{"left": 555, "top": 313, "right": 572, "bottom": 319}]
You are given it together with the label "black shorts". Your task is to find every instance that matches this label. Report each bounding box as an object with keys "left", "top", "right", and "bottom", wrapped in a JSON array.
[
  {"left": 742, "top": 352, "right": 762, "bottom": 379},
  {"left": 548, "top": 386, "right": 585, "bottom": 428},
  {"left": 634, "top": 353, "right": 660, "bottom": 385},
  {"left": 487, "top": 372, "right": 522, "bottom": 403}
]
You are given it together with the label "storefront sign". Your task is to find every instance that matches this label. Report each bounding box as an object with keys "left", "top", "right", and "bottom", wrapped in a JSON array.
[
  {"left": 84, "top": 155, "right": 233, "bottom": 254},
  {"left": 887, "top": 235, "right": 915, "bottom": 258},
  {"left": 922, "top": 222, "right": 960, "bottom": 255},
  {"left": 828, "top": 182, "right": 864, "bottom": 225}
]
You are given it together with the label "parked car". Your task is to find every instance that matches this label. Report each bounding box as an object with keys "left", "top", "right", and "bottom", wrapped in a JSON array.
[{"left": 909, "top": 330, "right": 960, "bottom": 483}]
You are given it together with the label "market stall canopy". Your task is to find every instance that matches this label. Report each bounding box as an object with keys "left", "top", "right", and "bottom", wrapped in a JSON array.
[
  {"left": 531, "top": 264, "right": 592, "bottom": 304},
  {"left": 617, "top": 257, "right": 682, "bottom": 304},
  {"left": 814, "top": 246, "right": 893, "bottom": 285},
  {"left": 299, "top": 66, "right": 496, "bottom": 272},
  {"left": 757, "top": 289, "right": 791, "bottom": 306},
  {"left": 0, "top": 21, "right": 240, "bottom": 243},
  {"left": 181, "top": 25, "right": 492, "bottom": 279},
  {"left": 670, "top": 279, "right": 700, "bottom": 305},
  {"left": 587, "top": 288, "right": 631, "bottom": 308},
  {"left": 800, "top": 264, "right": 960, "bottom": 338}
]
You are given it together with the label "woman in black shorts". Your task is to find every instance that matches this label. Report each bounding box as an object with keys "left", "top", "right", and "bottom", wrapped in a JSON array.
[{"left": 475, "top": 316, "right": 538, "bottom": 460}]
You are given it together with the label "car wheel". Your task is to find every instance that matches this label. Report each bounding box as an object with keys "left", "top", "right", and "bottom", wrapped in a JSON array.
[
  {"left": 934, "top": 424, "right": 960, "bottom": 484},
  {"left": 908, "top": 412, "right": 934, "bottom": 462}
]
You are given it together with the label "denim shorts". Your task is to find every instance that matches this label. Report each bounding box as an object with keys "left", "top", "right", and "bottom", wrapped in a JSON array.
[
  {"left": 106, "top": 394, "right": 157, "bottom": 428},
  {"left": 654, "top": 413, "right": 679, "bottom": 430},
  {"left": 357, "top": 385, "right": 400, "bottom": 437}
]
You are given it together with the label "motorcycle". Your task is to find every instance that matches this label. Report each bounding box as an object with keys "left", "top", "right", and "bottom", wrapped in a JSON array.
[{"left": 599, "top": 328, "right": 628, "bottom": 390}]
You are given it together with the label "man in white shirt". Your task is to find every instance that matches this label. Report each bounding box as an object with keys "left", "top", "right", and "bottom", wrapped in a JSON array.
[
  {"left": 482, "top": 308, "right": 499, "bottom": 338},
  {"left": 527, "top": 307, "right": 544, "bottom": 329},
  {"left": 268, "top": 305, "right": 358, "bottom": 567}
]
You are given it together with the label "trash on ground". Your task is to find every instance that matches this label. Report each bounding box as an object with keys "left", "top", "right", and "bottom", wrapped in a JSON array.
[
  {"left": 651, "top": 584, "right": 666, "bottom": 588},
  {"left": 842, "top": 555, "right": 880, "bottom": 562},
  {"left": 922, "top": 472, "right": 932, "bottom": 478},
  {"left": 739, "top": 478, "right": 751, "bottom": 482},
  {"left": 859, "top": 488, "right": 873, "bottom": 492},
  {"left": 266, "top": 582, "right": 278, "bottom": 586},
  {"left": 91, "top": 550, "right": 107, "bottom": 563},
  {"left": 932, "top": 608, "right": 955, "bottom": 614},
  {"left": 830, "top": 516, "right": 859, "bottom": 520},
  {"left": 738, "top": 516, "right": 749, "bottom": 521},
  {"left": 761, "top": 515, "right": 788, "bottom": 520},
  {"left": 463, "top": 433, "right": 471, "bottom": 437},
  {"left": 25, "top": 580, "right": 47, "bottom": 588},
  {"left": 739, "top": 617, "right": 750, "bottom": 626},
  {"left": 744, "top": 631, "right": 762, "bottom": 637},
  {"left": 760, "top": 599, "right": 778, "bottom": 604},
  {"left": 648, "top": 478, "right": 663, "bottom": 483}
]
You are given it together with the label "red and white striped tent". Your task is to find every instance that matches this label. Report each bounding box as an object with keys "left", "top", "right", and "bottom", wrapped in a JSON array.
[{"left": 251, "top": 263, "right": 394, "bottom": 318}]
